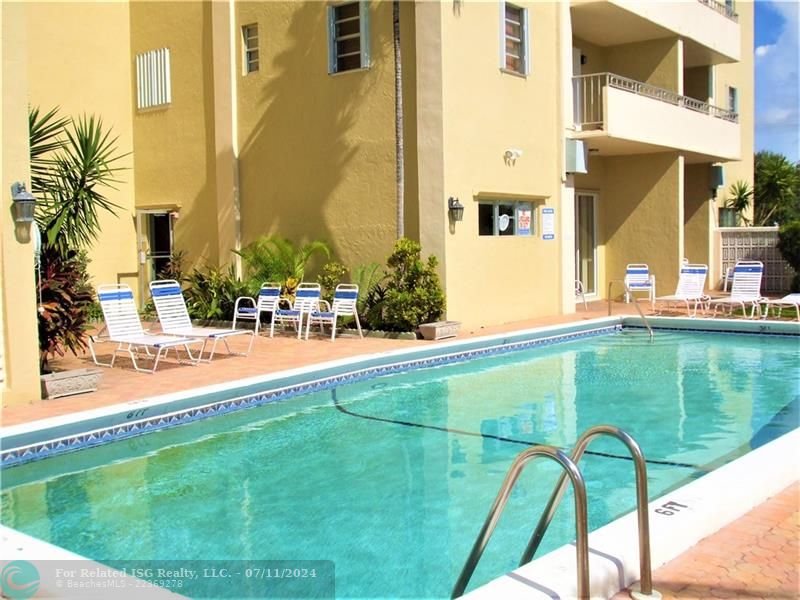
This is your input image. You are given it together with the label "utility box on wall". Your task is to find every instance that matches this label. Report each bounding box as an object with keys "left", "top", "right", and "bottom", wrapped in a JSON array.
[{"left": 566, "top": 139, "right": 589, "bottom": 174}]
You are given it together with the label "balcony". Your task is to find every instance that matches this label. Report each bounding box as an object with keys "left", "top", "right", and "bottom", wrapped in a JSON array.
[
  {"left": 571, "top": 0, "right": 740, "bottom": 65},
  {"left": 572, "top": 73, "right": 740, "bottom": 162}
]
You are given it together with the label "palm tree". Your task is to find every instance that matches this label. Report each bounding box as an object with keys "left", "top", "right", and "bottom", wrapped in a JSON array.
[
  {"left": 724, "top": 180, "right": 753, "bottom": 226},
  {"left": 393, "top": 0, "right": 405, "bottom": 239},
  {"left": 754, "top": 151, "right": 800, "bottom": 226},
  {"left": 236, "top": 236, "right": 331, "bottom": 296}
]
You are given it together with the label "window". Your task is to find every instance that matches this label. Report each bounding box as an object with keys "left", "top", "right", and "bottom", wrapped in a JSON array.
[
  {"left": 242, "top": 24, "right": 259, "bottom": 74},
  {"left": 728, "top": 86, "right": 738, "bottom": 113},
  {"left": 135, "top": 48, "right": 171, "bottom": 110},
  {"left": 501, "top": 2, "right": 529, "bottom": 75},
  {"left": 478, "top": 201, "right": 534, "bottom": 236},
  {"left": 328, "top": 1, "right": 370, "bottom": 74}
]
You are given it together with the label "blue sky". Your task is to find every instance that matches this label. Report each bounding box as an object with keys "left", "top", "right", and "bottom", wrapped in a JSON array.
[{"left": 754, "top": 0, "right": 799, "bottom": 161}]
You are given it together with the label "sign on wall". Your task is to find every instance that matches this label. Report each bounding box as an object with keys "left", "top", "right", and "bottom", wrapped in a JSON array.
[
  {"left": 517, "top": 206, "right": 532, "bottom": 236},
  {"left": 542, "top": 207, "right": 555, "bottom": 240}
]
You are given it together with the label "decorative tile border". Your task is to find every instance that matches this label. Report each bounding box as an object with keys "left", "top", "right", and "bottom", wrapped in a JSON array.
[{"left": 1, "top": 325, "right": 621, "bottom": 468}]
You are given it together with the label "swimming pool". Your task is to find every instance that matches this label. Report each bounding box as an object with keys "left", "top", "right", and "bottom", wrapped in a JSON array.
[{"left": 2, "top": 326, "right": 799, "bottom": 598}]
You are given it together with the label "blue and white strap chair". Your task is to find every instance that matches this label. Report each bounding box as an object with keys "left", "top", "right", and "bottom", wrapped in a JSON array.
[
  {"left": 708, "top": 260, "right": 765, "bottom": 319},
  {"left": 655, "top": 264, "right": 709, "bottom": 317},
  {"left": 762, "top": 293, "right": 800, "bottom": 322},
  {"left": 270, "top": 283, "right": 321, "bottom": 339},
  {"left": 306, "top": 284, "right": 363, "bottom": 341},
  {"left": 233, "top": 283, "right": 282, "bottom": 334},
  {"left": 90, "top": 284, "right": 203, "bottom": 373},
  {"left": 623, "top": 263, "right": 656, "bottom": 308},
  {"left": 150, "top": 279, "right": 254, "bottom": 361},
  {"left": 575, "top": 280, "right": 587, "bottom": 310}
]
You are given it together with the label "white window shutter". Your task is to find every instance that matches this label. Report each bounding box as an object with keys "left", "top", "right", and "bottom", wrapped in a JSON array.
[
  {"left": 360, "top": 1, "right": 370, "bottom": 69},
  {"left": 522, "top": 8, "right": 530, "bottom": 75},
  {"left": 327, "top": 5, "right": 337, "bottom": 74}
]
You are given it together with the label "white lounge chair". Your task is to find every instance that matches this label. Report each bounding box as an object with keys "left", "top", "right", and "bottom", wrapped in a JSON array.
[
  {"left": 233, "top": 282, "right": 282, "bottom": 334},
  {"left": 150, "top": 280, "right": 255, "bottom": 361},
  {"left": 655, "top": 264, "right": 709, "bottom": 317},
  {"left": 90, "top": 284, "right": 203, "bottom": 373},
  {"left": 624, "top": 263, "right": 656, "bottom": 308},
  {"left": 761, "top": 293, "right": 800, "bottom": 322},
  {"left": 306, "top": 284, "right": 363, "bottom": 341},
  {"left": 708, "top": 261, "right": 765, "bottom": 319},
  {"left": 270, "top": 283, "right": 321, "bottom": 339}
]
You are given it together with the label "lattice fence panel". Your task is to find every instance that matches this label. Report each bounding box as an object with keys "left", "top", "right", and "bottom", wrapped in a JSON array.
[{"left": 719, "top": 227, "right": 795, "bottom": 292}]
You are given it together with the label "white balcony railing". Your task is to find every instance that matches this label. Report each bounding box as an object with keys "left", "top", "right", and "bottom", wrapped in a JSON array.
[
  {"left": 573, "top": 73, "right": 738, "bottom": 129},
  {"left": 696, "top": 0, "right": 738, "bottom": 22}
]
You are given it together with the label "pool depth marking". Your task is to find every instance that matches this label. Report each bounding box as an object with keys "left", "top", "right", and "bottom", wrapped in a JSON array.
[{"left": 330, "top": 389, "right": 704, "bottom": 472}]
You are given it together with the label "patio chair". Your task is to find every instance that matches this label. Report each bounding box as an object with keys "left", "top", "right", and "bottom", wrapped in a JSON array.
[
  {"left": 89, "top": 284, "right": 203, "bottom": 373},
  {"left": 624, "top": 263, "right": 656, "bottom": 308},
  {"left": 655, "top": 263, "right": 709, "bottom": 317},
  {"left": 575, "top": 280, "right": 587, "bottom": 310},
  {"left": 150, "top": 280, "right": 255, "bottom": 361},
  {"left": 306, "top": 284, "right": 363, "bottom": 341},
  {"left": 761, "top": 293, "right": 800, "bottom": 322},
  {"left": 233, "top": 282, "right": 282, "bottom": 334},
  {"left": 708, "top": 261, "right": 766, "bottom": 319},
  {"left": 270, "top": 283, "right": 321, "bottom": 339}
]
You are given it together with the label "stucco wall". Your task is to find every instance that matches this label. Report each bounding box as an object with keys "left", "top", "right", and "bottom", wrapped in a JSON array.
[
  {"left": 26, "top": 2, "right": 137, "bottom": 291},
  {"left": 602, "top": 153, "right": 683, "bottom": 295},
  {"left": 606, "top": 37, "right": 679, "bottom": 91},
  {"left": 432, "top": 1, "right": 563, "bottom": 327},
  {"left": 684, "top": 163, "right": 713, "bottom": 271},
  {"left": 1, "top": 2, "right": 42, "bottom": 405},
  {"left": 235, "top": 1, "right": 417, "bottom": 275},
  {"left": 130, "top": 1, "right": 222, "bottom": 273}
]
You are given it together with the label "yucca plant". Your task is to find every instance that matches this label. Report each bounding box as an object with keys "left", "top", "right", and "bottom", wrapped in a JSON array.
[
  {"left": 31, "top": 110, "right": 128, "bottom": 252},
  {"left": 725, "top": 180, "right": 753, "bottom": 226},
  {"left": 29, "top": 106, "right": 128, "bottom": 372}
]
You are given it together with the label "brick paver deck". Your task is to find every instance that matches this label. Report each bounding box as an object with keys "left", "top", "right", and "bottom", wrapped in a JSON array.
[
  {"left": 2, "top": 301, "right": 798, "bottom": 599},
  {"left": 613, "top": 483, "right": 799, "bottom": 600}
]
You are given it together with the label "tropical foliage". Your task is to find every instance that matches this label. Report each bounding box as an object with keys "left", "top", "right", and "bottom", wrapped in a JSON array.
[
  {"left": 182, "top": 265, "right": 251, "bottom": 321},
  {"left": 777, "top": 221, "right": 800, "bottom": 292},
  {"left": 236, "top": 236, "right": 331, "bottom": 298},
  {"left": 30, "top": 108, "right": 128, "bottom": 253},
  {"left": 753, "top": 151, "right": 800, "bottom": 226},
  {"left": 318, "top": 261, "right": 348, "bottom": 303},
  {"left": 374, "top": 239, "right": 445, "bottom": 332},
  {"left": 30, "top": 106, "right": 128, "bottom": 372},
  {"left": 724, "top": 180, "right": 753, "bottom": 226},
  {"left": 36, "top": 247, "right": 95, "bottom": 372}
]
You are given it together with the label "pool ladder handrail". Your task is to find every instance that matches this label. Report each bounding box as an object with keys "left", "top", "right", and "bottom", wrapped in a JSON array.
[
  {"left": 451, "top": 425, "right": 660, "bottom": 600},
  {"left": 608, "top": 279, "right": 654, "bottom": 339}
]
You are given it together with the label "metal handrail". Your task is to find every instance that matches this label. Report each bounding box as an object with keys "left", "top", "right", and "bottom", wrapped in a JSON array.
[
  {"left": 608, "top": 279, "right": 654, "bottom": 339},
  {"left": 519, "top": 426, "right": 658, "bottom": 598},
  {"left": 451, "top": 446, "right": 589, "bottom": 599},
  {"left": 573, "top": 73, "right": 739, "bottom": 125},
  {"left": 696, "top": 0, "right": 739, "bottom": 22}
]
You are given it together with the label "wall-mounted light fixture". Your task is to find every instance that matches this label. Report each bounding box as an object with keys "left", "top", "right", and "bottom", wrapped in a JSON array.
[
  {"left": 448, "top": 197, "right": 464, "bottom": 222},
  {"left": 11, "top": 182, "right": 36, "bottom": 223},
  {"left": 709, "top": 165, "right": 724, "bottom": 198}
]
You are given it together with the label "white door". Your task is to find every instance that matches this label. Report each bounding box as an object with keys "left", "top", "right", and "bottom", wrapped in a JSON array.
[{"left": 575, "top": 193, "right": 597, "bottom": 296}]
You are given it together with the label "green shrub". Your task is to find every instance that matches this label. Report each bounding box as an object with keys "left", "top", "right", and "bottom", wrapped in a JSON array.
[
  {"left": 37, "top": 246, "right": 95, "bottom": 372},
  {"left": 378, "top": 239, "right": 445, "bottom": 332},
  {"left": 777, "top": 220, "right": 800, "bottom": 291},
  {"left": 352, "top": 262, "right": 386, "bottom": 326},
  {"left": 182, "top": 265, "right": 251, "bottom": 321},
  {"left": 319, "top": 261, "right": 348, "bottom": 303},
  {"left": 236, "top": 236, "right": 331, "bottom": 297}
]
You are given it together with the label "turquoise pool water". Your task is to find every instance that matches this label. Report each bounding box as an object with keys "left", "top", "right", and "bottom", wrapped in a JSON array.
[{"left": 2, "top": 330, "right": 799, "bottom": 598}]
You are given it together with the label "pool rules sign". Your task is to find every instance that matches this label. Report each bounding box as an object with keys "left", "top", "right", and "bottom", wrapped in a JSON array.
[{"left": 541, "top": 207, "right": 555, "bottom": 240}]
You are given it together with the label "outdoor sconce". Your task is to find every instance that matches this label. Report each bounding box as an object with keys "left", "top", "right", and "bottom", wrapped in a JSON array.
[
  {"left": 11, "top": 182, "right": 36, "bottom": 223},
  {"left": 448, "top": 197, "right": 464, "bottom": 222}
]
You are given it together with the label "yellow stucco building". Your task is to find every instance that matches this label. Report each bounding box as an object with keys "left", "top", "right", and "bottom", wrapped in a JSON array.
[{"left": 1, "top": 0, "right": 753, "bottom": 403}]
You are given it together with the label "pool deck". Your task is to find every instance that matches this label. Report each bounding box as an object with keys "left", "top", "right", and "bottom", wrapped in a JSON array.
[{"left": 2, "top": 300, "right": 798, "bottom": 599}]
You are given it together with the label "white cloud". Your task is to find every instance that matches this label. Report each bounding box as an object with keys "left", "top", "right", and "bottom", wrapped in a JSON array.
[
  {"left": 755, "top": 44, "right": 773, "bottom": 58},
  {"left": 756, "top": 1, "right": 799, "bottom": 160}
]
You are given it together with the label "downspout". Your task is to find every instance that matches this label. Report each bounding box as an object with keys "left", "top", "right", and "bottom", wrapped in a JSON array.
[{"left": 228, "top": 0, "right": 242, "bottom": 278}]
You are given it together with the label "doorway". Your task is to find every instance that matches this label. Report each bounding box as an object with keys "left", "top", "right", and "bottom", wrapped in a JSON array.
[
  {"left": 575, "top": 193, "right": 597, "bottom": 296},
  {"left": 136, "top": 210, "right": 174, "bottom": 300}
]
